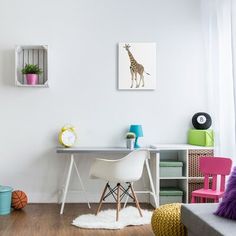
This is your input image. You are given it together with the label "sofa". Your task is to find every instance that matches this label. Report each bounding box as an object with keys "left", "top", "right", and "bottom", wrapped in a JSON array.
[{"left": 181, "top": 203, "right": 236, "bottom": 236}]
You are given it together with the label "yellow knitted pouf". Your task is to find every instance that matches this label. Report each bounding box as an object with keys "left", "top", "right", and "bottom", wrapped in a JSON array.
[{"left": 151, "top": 203, "right": 186, "bottom": 236}]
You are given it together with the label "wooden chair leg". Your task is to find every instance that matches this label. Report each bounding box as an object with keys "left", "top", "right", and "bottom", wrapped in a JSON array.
[
  {"left": 116, "top": 183, "right": 120, "bottom": 221},
  {"left": 96, "top": 183, "right": 109, "bottom": 215},
  {"left": 130, "top": 183, "right": 143, "bottom": 217}
]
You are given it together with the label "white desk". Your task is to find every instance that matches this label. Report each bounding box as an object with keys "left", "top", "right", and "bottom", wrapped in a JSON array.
[{"left": 57, "top": 147, "right": 159, "bottom": 214}]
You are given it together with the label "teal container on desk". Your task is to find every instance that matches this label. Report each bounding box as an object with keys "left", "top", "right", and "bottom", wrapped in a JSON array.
[{"left": 0, "top": 186, "right": 13, "bottom": 215}]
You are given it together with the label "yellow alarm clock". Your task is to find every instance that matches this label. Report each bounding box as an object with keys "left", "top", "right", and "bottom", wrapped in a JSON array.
[{"left": 59, "top": 125, "right": 77, "bottom": 147}]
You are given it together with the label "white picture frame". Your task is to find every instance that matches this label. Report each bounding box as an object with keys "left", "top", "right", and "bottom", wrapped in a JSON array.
[{"left": 118, "top": 42, "right": 156, "bottom": 90}]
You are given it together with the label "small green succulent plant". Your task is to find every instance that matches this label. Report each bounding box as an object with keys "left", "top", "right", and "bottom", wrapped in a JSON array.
[
  {"left": 21, "top": 64, "right": 43, "bottom": 75},
  {"left": 126, "top": 132, "right": 136, "bottom": 139}
]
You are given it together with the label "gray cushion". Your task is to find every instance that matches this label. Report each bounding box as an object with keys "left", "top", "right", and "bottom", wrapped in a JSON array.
[{"left": 181, "top": 204, "right": 236, "bottom": 236}]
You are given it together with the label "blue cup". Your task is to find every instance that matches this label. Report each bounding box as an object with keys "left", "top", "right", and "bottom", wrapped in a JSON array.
[{"left": 0, "top": 186, "right": 13, "bottom": 215}]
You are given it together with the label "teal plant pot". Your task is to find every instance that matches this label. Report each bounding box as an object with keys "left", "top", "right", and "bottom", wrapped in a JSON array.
[{"left": 0, "top": 186, "right": 13, "bottom": 215}]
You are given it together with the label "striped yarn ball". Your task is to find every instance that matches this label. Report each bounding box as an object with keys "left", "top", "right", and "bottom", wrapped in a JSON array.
[{"left": 11, "top": 190, "right": 28, "bottom": 210}]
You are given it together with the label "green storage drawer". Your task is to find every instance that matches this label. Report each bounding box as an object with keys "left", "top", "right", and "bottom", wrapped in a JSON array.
[
  {"left": 160, "top": 187, "right": 183, "bottom": 196},
  {"left": 160, "top": 161, "right": 183, "bottom": 177},
  {"left": 160, "top": 187, "right": 183, "bottom": 205}
]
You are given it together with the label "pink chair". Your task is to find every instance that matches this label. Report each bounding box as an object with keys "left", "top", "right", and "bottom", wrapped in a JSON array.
[{"left": 191, "top": 157, "right": 232, "bottom": 203}]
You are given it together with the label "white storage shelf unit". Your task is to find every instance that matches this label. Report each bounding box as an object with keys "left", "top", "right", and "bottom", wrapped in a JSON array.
[
  {"left": 15, "top": 45, "right": 48, "bottom": 87},
  {"left": 159, "top": 150, "right": 188, "bottom": 204},
  {"left": 150, "top": 144, "right": 214, "bottom": 207}
]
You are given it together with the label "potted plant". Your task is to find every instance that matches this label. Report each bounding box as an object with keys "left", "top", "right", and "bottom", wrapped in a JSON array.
[
  {"left": 21, "top": 64, "right": 43, "bottom": 85},
  {"left": 126, "top": 132, "right": 136, "bottom": 149}
]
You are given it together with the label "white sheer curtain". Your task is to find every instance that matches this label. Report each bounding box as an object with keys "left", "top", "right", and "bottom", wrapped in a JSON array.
[{"left": 201, "top": 0, "right": 236, "bottom": 160}]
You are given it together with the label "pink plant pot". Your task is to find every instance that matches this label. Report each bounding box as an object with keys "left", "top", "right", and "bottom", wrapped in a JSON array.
[{"left": 26, "top": 74, "right": 38, "bottom": 85}]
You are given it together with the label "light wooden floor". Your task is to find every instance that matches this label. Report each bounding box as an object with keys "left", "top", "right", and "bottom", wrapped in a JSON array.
[{"left": 0, "top": 203, "right": 155, "bottom": 236}]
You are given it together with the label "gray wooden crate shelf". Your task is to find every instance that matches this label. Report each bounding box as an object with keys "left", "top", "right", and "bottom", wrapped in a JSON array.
[{"left": 15, "top": 45, "right": 48, "bottom": 87}]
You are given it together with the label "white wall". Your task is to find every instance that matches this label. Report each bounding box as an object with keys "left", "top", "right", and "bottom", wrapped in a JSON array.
[{"left": 0, "top": 0, "right": 207, "bottom": 202}]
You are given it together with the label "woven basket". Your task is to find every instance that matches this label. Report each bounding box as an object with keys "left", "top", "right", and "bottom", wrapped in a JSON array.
[
  {"left": 188, "top": 179, "right": 213, "bottom": 203},
  {"left": 188, "top": 150, "right": 214, "bottom": 177}
]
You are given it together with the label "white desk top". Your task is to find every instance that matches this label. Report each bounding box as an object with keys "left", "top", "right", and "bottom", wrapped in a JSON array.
[
  {"left": 56, "top": 144, "right": 213, "bottom": 153},
  {"left": 150, "top": 144, "right": 214, "bottom": 150},
  {"left": 56, "top": 147, "right": 158, "bottom": 153}
]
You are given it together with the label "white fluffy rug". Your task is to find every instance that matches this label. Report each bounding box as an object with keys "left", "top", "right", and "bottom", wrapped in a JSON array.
[{"left": 72, "top": 206, "right": 153, "bottom": 230}]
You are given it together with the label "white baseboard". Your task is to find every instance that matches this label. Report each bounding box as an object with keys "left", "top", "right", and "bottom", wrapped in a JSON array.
[{"left": 28, "top": 190, "right": 150, "bottom": 203}]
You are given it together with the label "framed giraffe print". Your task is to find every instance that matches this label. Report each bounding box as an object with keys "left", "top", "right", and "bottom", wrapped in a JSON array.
[{"left": 118, "top": 42, "right": 156, "bottom": 90}]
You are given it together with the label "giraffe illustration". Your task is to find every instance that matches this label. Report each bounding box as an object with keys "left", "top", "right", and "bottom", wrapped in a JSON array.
[{"left": 124, "top": 44, "right": 150, "bottom": 88}]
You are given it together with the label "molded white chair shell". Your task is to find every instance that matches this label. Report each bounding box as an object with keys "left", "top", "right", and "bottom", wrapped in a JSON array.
[
  {"left": 89, "top": 149, "right": 150, "bottom": 183},
  {"left": 90, "top": 149, "right": 150, "bottom": 221}
]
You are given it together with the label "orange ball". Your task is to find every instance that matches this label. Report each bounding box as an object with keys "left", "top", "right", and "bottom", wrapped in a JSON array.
[{"left": 11, "top": 190, "right": 28, "bottom": 210}]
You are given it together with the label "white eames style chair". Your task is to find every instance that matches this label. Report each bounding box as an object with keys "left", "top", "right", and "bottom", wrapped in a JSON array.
[{"left": 89, "top": 149, "right": 150, "bottom": 221}]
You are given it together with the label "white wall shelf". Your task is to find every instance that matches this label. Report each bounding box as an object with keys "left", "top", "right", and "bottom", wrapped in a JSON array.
[{"left": 15, "top": 45, "right": 48, "bottom": 87}]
